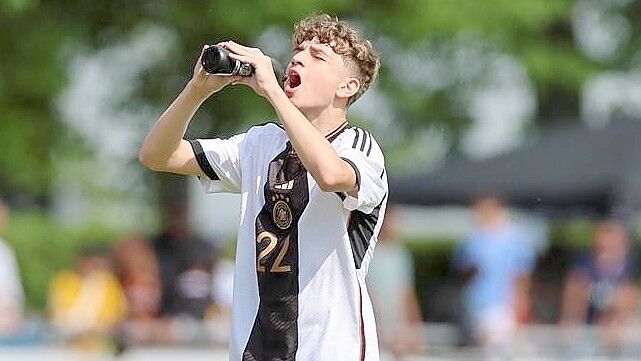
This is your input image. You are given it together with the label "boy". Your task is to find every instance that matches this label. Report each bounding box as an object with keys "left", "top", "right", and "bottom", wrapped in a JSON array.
[{"left": 140, "top": 14, "right": 387, "bottom": 361}]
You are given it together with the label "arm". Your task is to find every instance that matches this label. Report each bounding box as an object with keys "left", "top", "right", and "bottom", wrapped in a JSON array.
[
  {"left": 560, "top": 270, "right": 590, "bottom": 325},
  {"left": 221, "top": 41, "right": 357, "bottom": 194},
  {"left": 513, "top": 273, "right": 532, "bottom": 324},
  {"left": 139, "top": 45, "right": 238, "bottom": 175},
  {"left": 267, "top": 89, "right": 357, "bottom": 193},
  {"left": 404, "top": 287, "right": 423, "bottom": 325}
]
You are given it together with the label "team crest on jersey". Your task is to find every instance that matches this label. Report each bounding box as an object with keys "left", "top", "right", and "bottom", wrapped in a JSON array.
[{"left": 273, "top": 200, "right": 293, "bottom": 230}]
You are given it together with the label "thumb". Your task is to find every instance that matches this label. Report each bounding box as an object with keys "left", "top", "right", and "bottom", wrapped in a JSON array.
[{"left": 229, "top": 76, "right": 246, "bottom": 86}]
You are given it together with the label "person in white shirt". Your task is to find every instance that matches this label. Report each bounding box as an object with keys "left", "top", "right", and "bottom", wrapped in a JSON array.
[
  {"left": 0, "top": 199, "right": 25, "bottom": 337},
  {"left": 367, "top": 206, "right": 426, "bottom": 358},
  {"left": 139, "top": 14, "right": 387, "bottom": 361}
]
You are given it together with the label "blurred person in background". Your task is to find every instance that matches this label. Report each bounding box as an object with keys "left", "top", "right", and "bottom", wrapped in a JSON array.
[
  {"left": 367, "top": 205, "right": 426, "bottom": 359},
  {"left": 452, "top": 194, "right": 535, "bottom": 354},
  {"left": 560, "top": 218, "right": 640, "bottom": 355},
  {"left": 153, "top": 203, "right": 215, "bottom": 321},
  {"left": 113, "top": 235, "right": 164, "bottom": 344},
  {"left": 0, "top": 199, "right": 25, "bottom": 340},
  {"left": 206, "top": 244, "right": 236, "bottom": 345},
  {"left": 210, "top": 248, "right": 235, "bottom": 315},
  {"left": 48, "top": 245, "right": 127, "bottom": 349}
]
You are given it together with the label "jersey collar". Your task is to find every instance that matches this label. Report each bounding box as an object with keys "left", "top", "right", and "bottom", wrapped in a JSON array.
[{"left": 325, "top": 121, "right": 349, "bottom": 142}]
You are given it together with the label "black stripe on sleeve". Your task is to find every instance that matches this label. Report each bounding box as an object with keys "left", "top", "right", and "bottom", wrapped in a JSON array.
[
  {"left": 352, "top": 128, "right": 361, "bottom": 149},
  {"left": 188, "top": 139, "right": 220, "bottom": 181},
  {"left": 366, "top": 135, "right": 373, "bottom": 156},
  {"left": 360, "top": 131, "right": 369, "bottom": 152},
  {"left": 341, "top": 156, "right": 361, "bottom": 191}
]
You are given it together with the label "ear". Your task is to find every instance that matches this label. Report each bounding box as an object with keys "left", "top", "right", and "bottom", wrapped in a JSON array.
[{"left": 336, "top": 76, "right": 360, "bottom": 101}]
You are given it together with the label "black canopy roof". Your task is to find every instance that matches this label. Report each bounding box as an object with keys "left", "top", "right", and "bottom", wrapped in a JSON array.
[{"left": 390, "top": 119, "right": 641, "bottom": 213}]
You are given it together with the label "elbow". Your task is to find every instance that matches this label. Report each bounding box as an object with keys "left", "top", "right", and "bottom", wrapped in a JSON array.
[
  {"left": 316, "top": 171, "right": 344, "bottom": 193},
  {"left": 138, "top": 147, "right": 162, "bottom": 171}
]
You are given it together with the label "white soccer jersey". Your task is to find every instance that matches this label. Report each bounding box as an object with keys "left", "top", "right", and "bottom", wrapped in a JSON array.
[{"left": 190, "top": 121, "right": 388, "bottom": 361}]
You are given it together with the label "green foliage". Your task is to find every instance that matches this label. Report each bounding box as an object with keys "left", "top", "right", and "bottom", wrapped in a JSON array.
[
  {"left": 2, "top": 211, "right": 118, "bottom": 312},
  {"left": 548, "top": 219, "right": 597, "bottom": 249},
  {"left": 1, "top": 0, "right": 640, "bottom": 196}
]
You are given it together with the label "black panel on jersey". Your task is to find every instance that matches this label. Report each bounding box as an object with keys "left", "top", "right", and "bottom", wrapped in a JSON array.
[
  {"left": 243, "top": 142, "right": 309, "bottom": 361},
  {"left": 347, "top": 195, "right": 386, "bottom": 269},
  {"left": 188, "top": 139, "right": 220, "bottom": 181}
]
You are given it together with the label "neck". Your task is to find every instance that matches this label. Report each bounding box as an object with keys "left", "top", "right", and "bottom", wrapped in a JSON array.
[{"left": 302, "top": 104, "right": 348, "bottom": 136}]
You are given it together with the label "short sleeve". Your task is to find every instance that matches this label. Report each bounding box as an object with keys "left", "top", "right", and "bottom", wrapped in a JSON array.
[
  {"left": 517, "top": 243, "right": 535, "bottom": 274},
  {"left": 337, "top": 128, "right": 388, "bottom": 214},
  {"left": 452, "top": 239, "right": 473, "bottom": 271},
  {"left": 189, "top": 133, "right": 246, "bottom": 194},
  {"left": 512, "top": 230, "right": 535, "bottom": 274}
]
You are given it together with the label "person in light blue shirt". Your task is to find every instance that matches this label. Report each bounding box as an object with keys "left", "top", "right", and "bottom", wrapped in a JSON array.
[{"left": 453, "top": 194, "right": 535, "bottom": 350}]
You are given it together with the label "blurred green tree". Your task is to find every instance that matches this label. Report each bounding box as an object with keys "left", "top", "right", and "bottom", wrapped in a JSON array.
[
  {"left": 1, "top": 0, "right": 639, "bottom": 197},
  {"left": 4, "top": 0, "right": 641, "bottom": 313}
]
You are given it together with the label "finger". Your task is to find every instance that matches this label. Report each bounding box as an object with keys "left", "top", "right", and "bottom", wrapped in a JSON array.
[
  {"left": 221, "top": 41, "right": 251, "bottom": 56},
  {"left": 229, "top": 40, "right": 260, "bottom": 54},
  {"left": 195, "top": 45, "right": 208, "bottom": 71},
  {"left": 230, "top": 75, "right": 244, "bottom": 83},
  {"left": 223, "top": 41, "right": 260, "bottom": 57},
  {"left": 198, "top": 44, "right": 209, "bottom": 60},
  {"left": 230, "top": 77, "right": 249, "bottom": 86},
  {"left": 228, "top": 52, "right": 256, "bottom": 65},
  {"left": 226, "top": 76, "right": 243, "bottom": 85}
]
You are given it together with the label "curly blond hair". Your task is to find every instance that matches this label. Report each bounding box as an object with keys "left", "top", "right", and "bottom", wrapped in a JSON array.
[{"left": 292, "top": 14, "right": 380, "bottom": 106}]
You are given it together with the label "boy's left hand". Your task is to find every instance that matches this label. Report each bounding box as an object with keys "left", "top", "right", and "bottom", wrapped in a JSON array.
[{"left": 222, "top": 41, "right": 282, "bottom": 98}]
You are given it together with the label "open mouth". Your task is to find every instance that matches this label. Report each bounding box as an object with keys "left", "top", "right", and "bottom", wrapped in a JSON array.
[{"left": 287, "top": 69, "right": 301, "bottom": 89}]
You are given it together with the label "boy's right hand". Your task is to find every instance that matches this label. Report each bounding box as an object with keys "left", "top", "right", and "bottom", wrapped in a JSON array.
[{"left": 189, "top": 44, "right": 240, "bottom": 98}]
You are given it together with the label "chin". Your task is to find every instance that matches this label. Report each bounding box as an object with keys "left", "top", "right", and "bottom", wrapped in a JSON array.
[
  {"left": 288, "top": 95, "right": 304, "bottom": 109},
  {"left": 287, "top": 92, "right": 331, "bottom": 116},
  {"left": 287, "top": 94, "right": 308, "bottom": 109}
]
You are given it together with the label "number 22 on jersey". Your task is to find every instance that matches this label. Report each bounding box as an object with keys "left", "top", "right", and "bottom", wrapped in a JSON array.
[{"left": 256, "top": 231, "right": 291, "bottom": 273}]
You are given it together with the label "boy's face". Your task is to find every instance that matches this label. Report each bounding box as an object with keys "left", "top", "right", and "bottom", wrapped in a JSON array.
[{"left": 285, "top": 37, "right": 358, "bottom": 112}]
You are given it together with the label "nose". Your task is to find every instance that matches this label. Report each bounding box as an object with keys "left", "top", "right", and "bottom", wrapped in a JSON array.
[
  {"left": 290, "top": 53, "right": 304, "bottom": 69},
  {"left": 290, "top": 43, "right": 311, "bottom": 68}
]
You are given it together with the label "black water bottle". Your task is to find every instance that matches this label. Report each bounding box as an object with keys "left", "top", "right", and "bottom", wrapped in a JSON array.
[{"left": 201, "top": 45, "right": 286, "bottom": 87}]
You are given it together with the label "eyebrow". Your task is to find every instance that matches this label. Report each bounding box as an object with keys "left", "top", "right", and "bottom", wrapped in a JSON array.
[
  {"left": 310, "top": 44, "right": 331, "bottom": 57},
  {"left": 294, "top": 41, "right": 332, "bottom": 56}
]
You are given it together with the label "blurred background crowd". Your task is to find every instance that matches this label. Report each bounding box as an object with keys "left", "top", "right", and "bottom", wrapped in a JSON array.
[
  {"left": 2, "top": 0, "right": 641, "bottom": 360},
  {"left": 0, "top": 199, "right": 236, "bottom": 353}
]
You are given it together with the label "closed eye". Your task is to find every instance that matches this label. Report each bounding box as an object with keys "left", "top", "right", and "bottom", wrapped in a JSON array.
[{"left": 311, "top": 50, "right": 326, "bottom": 61}]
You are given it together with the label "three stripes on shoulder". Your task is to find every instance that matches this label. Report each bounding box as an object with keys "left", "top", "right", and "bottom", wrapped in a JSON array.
[{"left": 350, "top": 128, "right": 374, "bottom": 157}]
